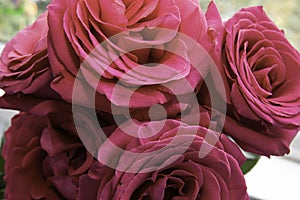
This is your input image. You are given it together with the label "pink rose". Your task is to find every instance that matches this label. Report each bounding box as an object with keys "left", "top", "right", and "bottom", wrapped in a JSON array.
[
  {"left": 47, "top": 0, "right": 211, "bottom": 117},
  {"left": 79, "top": 119, "right": 248, "bottom": 200},
  {"left": 224, "top": 6, "right": 300, "bottom": 128},
  {"left": 0, "top": 12, "right": 57, "bottom": 99},
  {"left": 208, "top": 6, "right": 300, "bottom": 156}
]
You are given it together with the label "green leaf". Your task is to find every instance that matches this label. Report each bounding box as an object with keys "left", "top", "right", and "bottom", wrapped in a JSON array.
[{"left": 241, "top": 152, "right": 260, "bottom": 174}]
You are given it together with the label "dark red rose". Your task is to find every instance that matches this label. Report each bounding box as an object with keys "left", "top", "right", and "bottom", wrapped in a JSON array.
[
  {"left": 1, "top": 107, "right": 100, "bottom": 199},
  {"left": 0, "top": 12, "right": 57, "bottom": 99},
  {"left": 79, "top": 119, "right": 249, "bottom": 200},
  {"left": 2, "top": 113, "right": 63, "bottom": 199},
  {"left": 47, "top": 0, "right": 212, "bottom": 118},
  {"left": 41, "top": 110, "right": 96, "bottom": 199}
]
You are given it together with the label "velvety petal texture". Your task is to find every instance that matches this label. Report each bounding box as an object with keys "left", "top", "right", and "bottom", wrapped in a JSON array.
[
  {"left": 2, "top": 113, "right": 61, "bottom": 200},
  {"left": 220, "top": 6, "right": 300, "bottom": 156},
  {"left": 47, "top": 0, "right": 211, "bottom": 117},
  {"left": 80, "top": 118, "right": 248, "bottom": 200},
  {"left": 1, "top": 104, "right": 98, "bottom": 200},
  {"left": 0, "top": 12, "right": 57, "bottom": 98},
  {"left": 1, "top": 96, "right": 249, "bottom": 199},
  {"left": 2, "top": 1, "right": 300, "bottom": 199}
]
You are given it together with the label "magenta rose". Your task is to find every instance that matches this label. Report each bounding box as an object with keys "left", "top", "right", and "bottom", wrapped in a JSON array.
[
  {"left": 1, "top": 107, "right": 100, "bottom": 199},
  {"left": 47, "top": 0, "right": 212, "bottom": 116},
  {"left": 216, "top": 6, "right": 300, "bottom": 156},
  {"left": 79, "top": 119, "right": 249, "bottom": 200},
  {"left": 0, "top": 12, "right": 57, "bottom": 98}
]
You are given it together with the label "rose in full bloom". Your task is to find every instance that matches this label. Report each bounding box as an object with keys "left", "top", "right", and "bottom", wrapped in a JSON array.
[
  {"left": 1, "top": 105, "right": 104, "bottom": 199},
  {"left": 0, "top": 12, "right": 57, "bottom": 98},
  {"left": 47, "top": 0, "right": 212, "bottom": 116},
  {"left": 2, "top": 113, "right": 64, "bottom": 199},
  {"left": 79, "top": 119, "right": 249, "bottom": 200},
  {"left": 215, "top": 6, "right": 300, "bottom": 156}
]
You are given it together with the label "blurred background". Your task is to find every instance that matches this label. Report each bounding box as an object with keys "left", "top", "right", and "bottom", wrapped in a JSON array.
[
  {"left": 0, "top": 0, "right": 49, "bottom": 42},
  {"left": 0, "top": 0, "right": 299, "bottom": 199}
]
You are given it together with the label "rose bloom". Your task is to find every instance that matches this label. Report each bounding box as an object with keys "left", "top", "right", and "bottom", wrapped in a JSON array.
[
  {"left": 2, "top": 113, "right": 61, "bottom": 199},
  {"left": 1, "top": 106, "right": 103, "bottom": 199},
  {"left": 211, "top": 6, "right": 300, "bottom": 156},
  {"left": 0, "top": 12, "right": 57, "bottom": 99},
  {"left": 47, "top": 0, "right": 212, "bottom": 116},
  {"left": 79, "top": 119, "right": 249, "bottom": 200}
]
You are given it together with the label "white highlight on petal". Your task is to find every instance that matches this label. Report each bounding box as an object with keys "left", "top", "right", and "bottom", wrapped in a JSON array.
[{"left": 0, "top": 89, "right": 5, "bottom": 97}]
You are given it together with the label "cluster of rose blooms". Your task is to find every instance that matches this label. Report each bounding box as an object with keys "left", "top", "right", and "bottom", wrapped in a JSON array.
[{"left": 0, "top": 0, "right": 299, "bottom": 199}]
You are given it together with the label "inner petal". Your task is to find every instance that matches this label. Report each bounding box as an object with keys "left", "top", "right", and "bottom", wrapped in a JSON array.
[
  {"left": 126, "top": 0, "right": 159, "bottom": 26},
  {"left": 99, "top": 0, "right": 128, "bottom": 27},
  {"left": 253, "top": 66, "right": 273, "bottom": 93}
]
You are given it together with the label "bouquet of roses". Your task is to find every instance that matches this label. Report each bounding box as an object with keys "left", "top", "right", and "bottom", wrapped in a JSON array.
[{"left": 0, "top": 0, "right": 299, "bottom": 199}]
